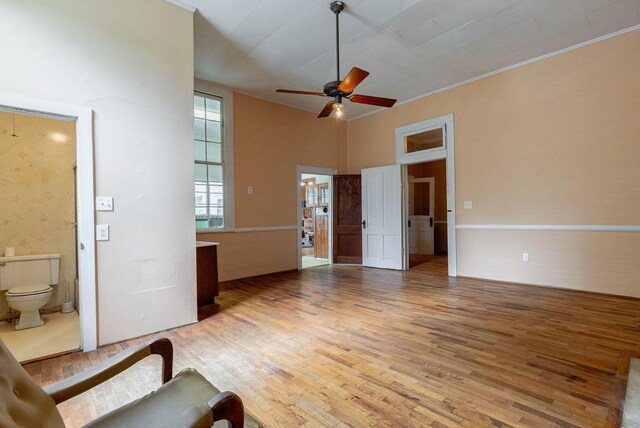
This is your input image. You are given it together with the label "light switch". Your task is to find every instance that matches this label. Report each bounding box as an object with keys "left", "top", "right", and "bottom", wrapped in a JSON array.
[
  {"left": 464, "top": 200, "right": 473, "bottom": 209},
  {"left": 522, "top": 253, "right": 529, "bottom": 262},
  {"left": 96, "top": 197, "right": 114, "bottom": 211},
  {"left": 247, "top": 186, "right": 253, "bottom": 195},
  {"left": 96, "top": 225, "right": 110, "bottom": 241}
]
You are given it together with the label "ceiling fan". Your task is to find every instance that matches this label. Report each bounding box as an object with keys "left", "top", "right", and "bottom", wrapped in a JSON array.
[{"left": 276, "top": 1, "right": 397, "bottom": 118}]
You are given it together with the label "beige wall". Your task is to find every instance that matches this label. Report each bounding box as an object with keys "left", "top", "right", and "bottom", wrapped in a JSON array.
[
  {"left": 0, "top": 113, "right": 77, "bottom": 319},
  {"left": 196, "top": 90, "right": 346, "bottom": 281},
  {"left": 0, "top": 0, "right": 196, "bottom": 344},
  {"left": 408, "top": 159, "right": 447, "bottom": 253},
  {"left": 348, "top": 29, "right": 640, "bottom": 297}
]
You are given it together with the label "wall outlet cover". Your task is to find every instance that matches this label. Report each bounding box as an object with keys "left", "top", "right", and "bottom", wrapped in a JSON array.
[
  {"left": 96, "top": 224, "right": 110, "bottom": 241},
  {"left": 464, "top": 200, "right": 473, "bottom": 209}
]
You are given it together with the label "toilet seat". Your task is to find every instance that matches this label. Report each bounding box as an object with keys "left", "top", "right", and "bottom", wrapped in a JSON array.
[{"left": 6, "top": 284, "right": 52, "bottom": 297}]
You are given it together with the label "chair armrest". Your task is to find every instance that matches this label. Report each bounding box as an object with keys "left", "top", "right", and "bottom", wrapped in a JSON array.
[
  {"left": 208, "top": 391, "right": 244, "bottom": 428},
  {"left": 43, "top": 338, "right": 173, "bottom": 404}
]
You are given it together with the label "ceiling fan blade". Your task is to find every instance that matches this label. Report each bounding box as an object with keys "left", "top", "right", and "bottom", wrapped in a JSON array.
[
  {"left": 276, "top": 89, "right": 326, "bottom": 97},
  {"left": 318, "top": 101, "right": 335, "bottom": 118},
  {"left": 349, "top": 94, "right": 397, "bottom": 108},
  {"left": 338, "top": 67, "right": 369, "bottom": 93}
]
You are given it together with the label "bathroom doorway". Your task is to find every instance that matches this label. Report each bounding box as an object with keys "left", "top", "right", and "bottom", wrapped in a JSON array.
[
  {"left": 297, "top": 166, "right": 336, "bottom": 270},
  {"left": 0, "top": 110, "right": 79, "bottom": 361},
  {"left": 0, "top": 108, "right": 85, "bottom": 362}
]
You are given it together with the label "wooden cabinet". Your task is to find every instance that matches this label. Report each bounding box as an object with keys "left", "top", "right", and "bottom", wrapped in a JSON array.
[
  {"left": 196, "top": 243, "right": 219, "bottom": 307},
  {"left": 315, "top": 208, "right": 329, "bottom": 259}
]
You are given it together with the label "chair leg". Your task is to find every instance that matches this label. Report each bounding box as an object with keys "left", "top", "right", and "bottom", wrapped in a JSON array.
[{"left": 208, "top": 391, "right": 245, "bottom": 428}]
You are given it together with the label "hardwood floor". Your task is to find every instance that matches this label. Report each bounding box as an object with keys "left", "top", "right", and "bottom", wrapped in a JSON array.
[{"left": 24, "top": 257, "right": 640, "bottom": 427}]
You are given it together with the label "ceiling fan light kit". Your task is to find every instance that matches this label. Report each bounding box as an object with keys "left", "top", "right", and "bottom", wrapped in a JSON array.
[{"left": 276, "top": 1, "right": 397, "bottom": 118}]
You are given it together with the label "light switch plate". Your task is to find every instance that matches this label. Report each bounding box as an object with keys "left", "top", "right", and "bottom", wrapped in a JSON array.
[
  {"left": 464, "top": 200, "right": 473, "bottom": 209},
  {"left": 522, "top": 252, "right": 529, "bottom": 262},
  {"left": 96, "top": 197, "right": 114, "bottom": 211},
  {"left": 247, "top": 186, "right": 253, "bottom": 195},
  {"left": 96, "top": 224, "right": 110, "bottom": 241}
]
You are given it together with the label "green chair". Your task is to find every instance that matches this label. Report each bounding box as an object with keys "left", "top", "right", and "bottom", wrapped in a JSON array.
[{"left": 0, "top": 337, "right": 261, "bottom": 427}]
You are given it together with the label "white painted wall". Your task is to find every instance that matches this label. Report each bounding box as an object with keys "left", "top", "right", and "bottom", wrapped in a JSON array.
[{"left": 0, "top": 0, "right": 196, "bottom": 345}]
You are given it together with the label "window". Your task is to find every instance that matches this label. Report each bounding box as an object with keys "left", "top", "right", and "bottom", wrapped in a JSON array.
[{"left": 194, "top": 92, "right": 225, "bottom": 230}]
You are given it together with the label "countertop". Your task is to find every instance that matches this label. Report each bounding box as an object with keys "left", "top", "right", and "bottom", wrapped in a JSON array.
[{"left": 196, "top": 241, "right": 220, "bottom": 248}]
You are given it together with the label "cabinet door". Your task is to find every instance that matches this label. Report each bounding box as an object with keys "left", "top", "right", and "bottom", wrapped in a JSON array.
[
  {"left": 318, "top": 183, "right": 329, "bottom": 206},
  {"left": 306, "top": 185, "right": 318, "bottom": 207}
]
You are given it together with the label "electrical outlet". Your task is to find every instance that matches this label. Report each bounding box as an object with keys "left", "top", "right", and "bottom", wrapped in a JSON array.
[
  {"left": 96, "top": 225, "right": 110, "bottom": 241},
  {"left": 96, "top": 197, "right": 114, "bottom": 211},
  {"left": 522, "top": 252, "right": 529, "bottom": 262},
  {"left": 464, "top": 200, "right": 473, "bottom": 209}
]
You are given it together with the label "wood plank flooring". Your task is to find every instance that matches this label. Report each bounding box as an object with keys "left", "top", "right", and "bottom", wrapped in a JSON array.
[{"left": 24, "top": 257, "right": 640, "bottom": 427}]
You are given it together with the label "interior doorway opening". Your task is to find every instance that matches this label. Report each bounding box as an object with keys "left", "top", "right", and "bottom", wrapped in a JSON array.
[
  {"left": 297, "top": 165, "right": 336, "bottom": 270},
  {"left": 300, "top": 173, "right": 332, "bottom": 269},
  {"left": 406, "top": 159, "right": 448, "bottom": 271}
]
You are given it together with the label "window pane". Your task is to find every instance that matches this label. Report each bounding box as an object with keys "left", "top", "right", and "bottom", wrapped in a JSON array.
[
  {"left": 406, "top": 128, "right": 443, "bottom": 154},
  {"left": 205, "top": 98, "right": 221, "bottom": 121},
  {"left": 194, "top": 118, "right": 205, "bottom": 141},
  {"left": 208, "top": 164, "right": 222, "bottom": 182},
  {"left": 194, "top": 140, "right": 206, "bottom": 161},
  {"left": 206, "top": 120, "right": 221, "bottom": 143},
  {"left": 194, "top": 96, "right": 206, "bottom": 119},
  {"left": 194, "top": 163, "right": 207, "bottom": 181},
  {"left": 206, "top": 142, "right": 221, "bottom": 163}
]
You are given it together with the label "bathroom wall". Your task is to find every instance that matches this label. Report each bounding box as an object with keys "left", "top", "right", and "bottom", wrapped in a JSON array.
[{"left": 0, "top": 112, "right": 77, "bottom": 320}]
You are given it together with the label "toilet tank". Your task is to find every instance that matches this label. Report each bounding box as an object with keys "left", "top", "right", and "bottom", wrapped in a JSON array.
[{"left": 0, "top": 253, "right": 61, "bottom": 291}]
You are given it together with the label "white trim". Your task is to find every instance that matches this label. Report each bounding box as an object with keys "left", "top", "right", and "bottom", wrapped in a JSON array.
[
  {"left": 236, "top": 226, "right": 298, "bottom": 233},
  {"left": 194, "top": 80, "right": 235, "bottom": 232},
  {"left": 456, "top": 224, "right": 640, "bottom": 232},
  {"left": 163, "top": 0, "right": 196, "bottom": 12},
  {"left": 397, "top": 114, "right": 456, "bottom": 276},
  {"left": 350, "top": 24, "right": 640, "bottom": 121},
  {"left": 296, "top": 165, "right": 337, "bottom": 271},
  {"left": 0, "top": 92, "right": 97, "bottom": 352}
]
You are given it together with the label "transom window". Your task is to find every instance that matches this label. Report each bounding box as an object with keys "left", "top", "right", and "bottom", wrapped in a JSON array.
[{"left": 194, "top": 92, "right": 225, "bottom": 229}]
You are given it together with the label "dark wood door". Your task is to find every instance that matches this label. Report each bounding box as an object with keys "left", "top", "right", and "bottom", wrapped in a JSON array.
[{"left": 333, "top": 175, "right": 362, "bottom": 264}]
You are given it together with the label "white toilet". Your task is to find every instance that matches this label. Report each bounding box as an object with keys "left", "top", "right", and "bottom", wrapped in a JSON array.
[{"left": 0, "top": 253, "right": 59, "bottom": 330}]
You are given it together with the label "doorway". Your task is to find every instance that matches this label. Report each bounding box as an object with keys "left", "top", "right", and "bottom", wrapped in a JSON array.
[
  {"left": 0, "top": 94, "right": 97, "bottom": 353},
  {"left": 0, "top": 110, "right": 80, "bottom": 362},
  {"left": 297, "top": 166, "right": 336, "bottom": 270},
  {"left": 406, "top": 159, "right": 448, "bottom": 270}
]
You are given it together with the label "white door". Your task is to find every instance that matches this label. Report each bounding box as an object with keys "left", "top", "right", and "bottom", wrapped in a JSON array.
[
  {"left": 362, "top": 165, "right": 403, "bottom": 269},
  {"left": 408, "top": 177, "right": 435, "bottom": 255}
]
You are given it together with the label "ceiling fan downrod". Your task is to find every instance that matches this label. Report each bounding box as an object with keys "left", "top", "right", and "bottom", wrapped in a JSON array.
[{"left": 331, "top": 1, "right": 344, "bottom": 83}]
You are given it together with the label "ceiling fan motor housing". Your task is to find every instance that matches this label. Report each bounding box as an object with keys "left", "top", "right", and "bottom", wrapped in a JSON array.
[{"left": 323, "top": 80, "right": 350, "bottom": 97}]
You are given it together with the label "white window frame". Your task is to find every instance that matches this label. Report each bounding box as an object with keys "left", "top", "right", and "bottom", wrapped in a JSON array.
[{"left": 193, "top": 80, "right": 235, "bottom": 232}]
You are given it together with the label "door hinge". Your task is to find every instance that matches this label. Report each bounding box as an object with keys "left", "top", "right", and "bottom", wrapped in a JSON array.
[{"left": 402, "top": 247, "right": 405, "bottom": 255}]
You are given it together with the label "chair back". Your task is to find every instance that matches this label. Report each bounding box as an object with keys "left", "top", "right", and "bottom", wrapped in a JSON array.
[{"left": 0, "top": 339, "right": 64, "bottom": 428}]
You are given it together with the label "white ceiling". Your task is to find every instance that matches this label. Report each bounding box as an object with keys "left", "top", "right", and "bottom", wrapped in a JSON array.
[{"left": 186, "top": 0, "right": 640, "bottom": 119}]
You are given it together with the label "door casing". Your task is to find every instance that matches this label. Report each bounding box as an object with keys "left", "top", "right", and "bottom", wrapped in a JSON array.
[{"left": 396, "top": 114, "right": 456, "bottom": 276}]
